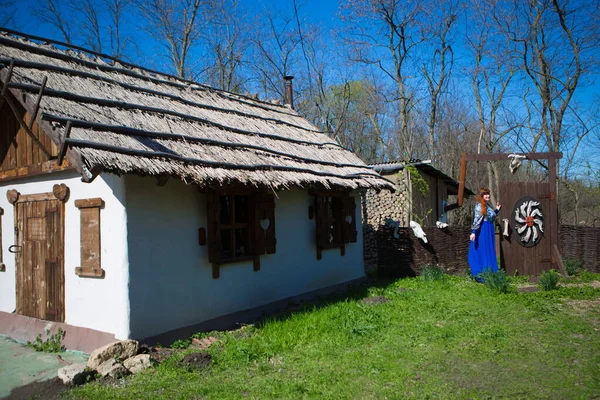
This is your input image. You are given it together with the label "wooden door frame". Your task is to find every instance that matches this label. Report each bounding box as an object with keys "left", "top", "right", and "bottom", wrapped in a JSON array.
[{"left": 8, "top": 185, "right": 69, "bottom": 321}]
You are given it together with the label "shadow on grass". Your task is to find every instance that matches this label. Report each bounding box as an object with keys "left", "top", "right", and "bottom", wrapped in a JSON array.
[{"left": 249, "top": 276, "right": 400, "bottom": 329}]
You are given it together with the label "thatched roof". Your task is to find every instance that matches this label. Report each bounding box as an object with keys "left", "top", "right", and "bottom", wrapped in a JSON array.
[{"left": 0, "top": 28, "right": 393, "bottom": 191}]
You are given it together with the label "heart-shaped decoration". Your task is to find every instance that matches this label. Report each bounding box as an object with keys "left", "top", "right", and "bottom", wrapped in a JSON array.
[
  {"left": 52, "top": 183, "right": 70, "bottom": 201},
  {"left": 260, "top": 218, "right": 270, "bottom": 231},
  {"left": 345, "top": 215, "right": 353, "bottom": 224}
]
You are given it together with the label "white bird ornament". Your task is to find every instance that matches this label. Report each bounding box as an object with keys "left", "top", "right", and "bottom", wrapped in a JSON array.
[{"left": 410, "top": 221, "right": 428, "bottom": 243}]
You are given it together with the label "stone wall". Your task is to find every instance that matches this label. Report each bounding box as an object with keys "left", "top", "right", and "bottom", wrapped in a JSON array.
[{"left": 361, "top": 172, "right": 409, "bottom": 273}]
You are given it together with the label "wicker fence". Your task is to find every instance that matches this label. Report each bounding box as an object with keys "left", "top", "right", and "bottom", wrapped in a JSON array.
[
  {"left": 376, "top": 225, "right": 599, "bottom": 277},
  {"left": 377, "top": 226, "right": 472, "bottom": 277},
  {"left": 559, "top": 226, "right": 600, "bottom": 273}
]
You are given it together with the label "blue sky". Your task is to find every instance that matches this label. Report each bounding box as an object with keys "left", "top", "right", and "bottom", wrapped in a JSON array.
[{"left": 4, "top": 0, "right": 599, "bottom": 177}]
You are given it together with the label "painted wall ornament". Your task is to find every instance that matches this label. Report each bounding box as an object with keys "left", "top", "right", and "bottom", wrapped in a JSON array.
[{"left": 511, "top": 196, "right": 544, "bottom": 247}]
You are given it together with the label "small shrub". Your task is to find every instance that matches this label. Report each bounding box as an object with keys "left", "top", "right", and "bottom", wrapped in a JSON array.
[
  {"left": 480, "top": 269, "right": 510, "bottom": 294},
  {"left": 421, "top": 265, "right": 446, "bottom": 282},
  {"left": 27, "top": 328, "right": 65, "bottom": 353},
  {"left": 563, "top": 258, "right": 583, "bottom": 276},
  {"left": 171, "top": 339, "right": 191, "bottom": 349},
  {"left": 539, "top": 269, "right": 560, "bottom": 291}
]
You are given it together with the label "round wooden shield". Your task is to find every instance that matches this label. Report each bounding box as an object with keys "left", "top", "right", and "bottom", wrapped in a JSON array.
[{"left": 510, "top": 196, "right": 544, "bottom": 248}]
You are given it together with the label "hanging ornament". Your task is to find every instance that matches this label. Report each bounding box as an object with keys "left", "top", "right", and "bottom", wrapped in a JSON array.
[{"left": 511, "top": 196, "right": 544, "bottom": 247}]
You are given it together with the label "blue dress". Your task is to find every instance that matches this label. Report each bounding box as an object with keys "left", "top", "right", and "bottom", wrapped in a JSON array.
[{"left": 468, "top": 203, "right": 499, "bottom": 278}]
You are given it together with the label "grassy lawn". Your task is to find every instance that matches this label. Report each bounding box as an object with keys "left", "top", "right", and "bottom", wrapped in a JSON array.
[{"left": 69, "top": 272, "right": 600, "bottom": 399}]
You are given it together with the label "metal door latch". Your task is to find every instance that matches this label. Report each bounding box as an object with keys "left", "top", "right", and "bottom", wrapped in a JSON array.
[{"left": 8, "top": 245, "right": 21, "bottom": 253}]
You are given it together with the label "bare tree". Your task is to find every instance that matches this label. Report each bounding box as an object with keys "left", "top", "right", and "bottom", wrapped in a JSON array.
[
  {"left": 134, "top": 0, "right": 209, "bottom": 79},
  {"left": 71, "top": 0, "right": 103, "bottom": 52},
  {"left": 464, "top": 0, "right": 521, "bottom": 203},
  {"left": 201, "top": 0, "right": 248, "bottom": 92},
  {"left": 0, "top": 1, "right": 17, "bottom": 27},
  {"left": 340, "top": 0, "right": 437, "bottom": 161},
  {"left": 419, "top": 1, "right": 458, "bottom": 160},
  {"left": 250, "top": 9, "right": 301, "bottom": 101},
  {"left": 32, "top": 0, "right": 73, "bottom": 43},
  {"left": 499, "top": 0, "right": 598, "bottom": 159},
  {"left": 103, "top": 0, "right": 131, "bottom": 59},
  {"left": 30, "top": 0, "right": 132, "bottom": 59}
]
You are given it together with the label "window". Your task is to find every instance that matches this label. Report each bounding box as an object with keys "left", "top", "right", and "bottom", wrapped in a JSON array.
[
  {"left": 313, "top": 192, "right": 357, "bottom": 259},
  {"left": 205, "top": 192, "right": 276, "bottom": 279}
]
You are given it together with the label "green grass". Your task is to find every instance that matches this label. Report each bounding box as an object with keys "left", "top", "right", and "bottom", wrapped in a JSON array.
[
  {"left": 420, "top": 264, "right": 446, "bottom": 282},
  {"left": 68, "top": 274, "right": 600, "bottom": 400}
]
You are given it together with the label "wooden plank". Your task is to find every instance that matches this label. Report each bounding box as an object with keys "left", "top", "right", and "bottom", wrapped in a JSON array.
[
  {"left": 457, "top": 153, "right": 467, "bottom": 206},
  {"left": 464, "top": 152, "right": 563, "bottom": 162},
  {"left": 75, "top": 200, "right": 103, "bottom": 278},
  {"left": 33, "top": 201, "right": 45, "bottom": 319},
  {"left": 3, "top": 94, "right": 52, "bottom": 160},
  {"left": 0, "top": 160, "right": 73, "bottom": 183},
  {"left": 15, "top": 192, "right": 56, "bottom": 203},
  {"left": 74, "top": 198, "right": 104, "bottom": 209},
  {"left": 45, "top": 200, "right": 64, "bottom": 321},
  {"left": 14, "top": 202, "right": 23, "bottom": 315}
]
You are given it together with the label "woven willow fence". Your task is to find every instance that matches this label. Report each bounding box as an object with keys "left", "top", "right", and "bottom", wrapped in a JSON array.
[
  {"left": 559, "top": 226, "right": 600, "bottom": 273},
  {"left": 374, "top": 225, "right": 599, "bottom": 277}
]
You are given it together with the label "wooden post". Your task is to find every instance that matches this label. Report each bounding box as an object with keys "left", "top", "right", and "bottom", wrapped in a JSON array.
[
  {"left": 457, "top": 153, "right": 467, "bottom": 207},
  {"left": 548, "top": 158, "right": 559, "bottom": 272}
]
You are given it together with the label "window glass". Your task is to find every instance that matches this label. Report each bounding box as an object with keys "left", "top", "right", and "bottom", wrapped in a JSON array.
[
  {"left": 234, "top": 195, "right": 249, "bottom": 223},
  {"left": 219, "top": 195, "right": 231, "bottom": 224},
  {"left": 235, "top": 228, "right": 249, "bottom": 256},
  {"left": 220, "top": 229, "right": 232, "bottom": 258}
]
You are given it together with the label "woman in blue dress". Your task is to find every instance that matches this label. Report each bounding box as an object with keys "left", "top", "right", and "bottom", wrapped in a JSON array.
[{"left": 468, "top": 187, "right": 501, "bottom": 280}]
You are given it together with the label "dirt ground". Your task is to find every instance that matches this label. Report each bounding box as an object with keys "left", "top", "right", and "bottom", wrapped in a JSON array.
[{"left": 2, "top": 377, "right": 67, "bottom": 400}]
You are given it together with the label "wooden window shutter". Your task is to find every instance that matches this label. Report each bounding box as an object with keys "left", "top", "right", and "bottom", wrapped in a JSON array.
[
  {"left": 342, "top": 195, "right": 358, "bottom": 244},
  {"left": 332, "top": 196, "right": 344, "bottom": 246},
  {"left": 0, "top": 207, "right": 4, "bottom": 272},
  {"left": 74, "top": 198, "right": 105, "bottom": 278},
  {"left": 253, "top": 193, "right": 277, "bottom": 255},
  {"left": 206, "top": 192, "right": 221, "bottom": 278},
  {"left": 314, "top": 196, "right": 329, "bottom": 260}
]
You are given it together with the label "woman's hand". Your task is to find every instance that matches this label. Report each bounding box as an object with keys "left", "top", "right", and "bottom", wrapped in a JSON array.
[
  {"left": 496, "top": 203, "right": 502, "bottom": 212},
  {"left": 470, "top": 233, "right": 475, "bottom": 241}
]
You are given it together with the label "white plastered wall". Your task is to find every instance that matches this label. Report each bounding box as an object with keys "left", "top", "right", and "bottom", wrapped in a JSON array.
[
  {"left": 126, "top": 175, "right": 365, "bottom": 339},
  {"left": 0, "top": 171, "right": 130, "bottom": 339}
]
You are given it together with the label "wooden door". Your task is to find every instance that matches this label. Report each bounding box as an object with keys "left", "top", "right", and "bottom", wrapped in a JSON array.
[
  {"left": 14, "top": 197, "right": 64, "bottom": 322},
  {"left": 499, "top": 182, "right": 556, "bottom": 276}
]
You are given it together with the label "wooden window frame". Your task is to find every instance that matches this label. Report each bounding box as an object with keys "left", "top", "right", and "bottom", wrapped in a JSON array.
[
  {"left": 204, "top": 191, "right": 276, "bottom": 279},
  {"left": 312, "top": 191, "right": 358, "bottom": 260},
  {"left": 74, "top": 198, "right": 105, "bottom": 278}
]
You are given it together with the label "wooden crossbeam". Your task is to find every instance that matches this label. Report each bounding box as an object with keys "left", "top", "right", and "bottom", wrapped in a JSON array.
[
  {"left": 27, "top": 76, "right": 47, "bottom": 131},
  {"left": 457, "top": 152, "right": 563, "bottom": 207},
  {"left": 463, "top": 152, "right": 563, "bottom": 162},
  {"left": 0, "top": 59, "right": 14, "bottom": 109}
]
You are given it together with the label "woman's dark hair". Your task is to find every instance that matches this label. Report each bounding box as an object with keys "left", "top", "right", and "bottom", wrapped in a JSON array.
[{"left": 476, "top": 187, "right": 490, "bottom": 216}]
